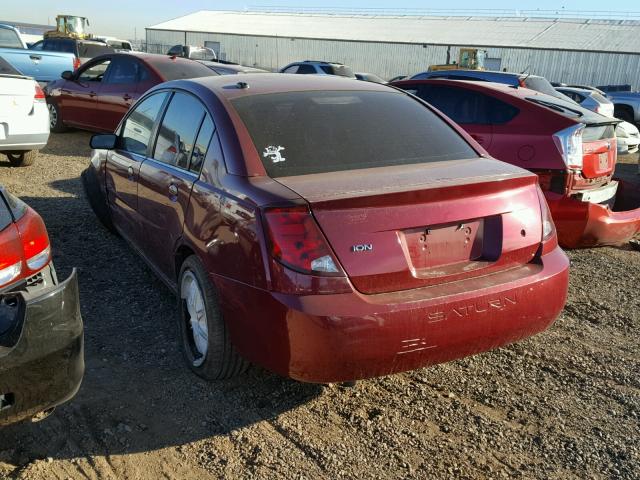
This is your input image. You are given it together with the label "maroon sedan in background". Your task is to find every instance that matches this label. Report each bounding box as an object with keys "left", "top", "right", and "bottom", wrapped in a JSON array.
[
  {"left": 82, "top": 75, "right": 569, "bottom": 383},
  {"left": 392, "top": 79, "right": 640, "bottom": 248},
  {"left": 44, "top": 53, "right": 217, "bottom": 133}
]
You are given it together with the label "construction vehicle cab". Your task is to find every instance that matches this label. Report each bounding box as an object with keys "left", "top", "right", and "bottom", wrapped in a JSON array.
[
  {"left": 429, "top": 48, "right": 487, "bottom": 72},
  {"left": 45, "top": 15, "right": 90, "bottom": 39}
]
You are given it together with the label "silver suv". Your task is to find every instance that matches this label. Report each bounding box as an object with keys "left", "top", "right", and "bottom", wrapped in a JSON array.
[{"left": 279, "top": 60, "right": 355, "bottom": 78}]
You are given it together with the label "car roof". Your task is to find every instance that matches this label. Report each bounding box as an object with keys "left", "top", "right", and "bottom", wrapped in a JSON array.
[{"left": 162, "top": 73, "right": 390, "bottom": 100}]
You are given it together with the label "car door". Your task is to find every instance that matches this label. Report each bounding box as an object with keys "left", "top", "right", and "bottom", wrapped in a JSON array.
[
  {"left": 136, "top": 91, "right": 213, "bottom": 281},
  {"left": 105, "top": 91, "right": 169, "bottom": 244},
  {"left": 93, "top": 56, "right": 141, "bottom": 132},
  {"left": 58, "top": 57, "right": 112, "bottom": 128}
]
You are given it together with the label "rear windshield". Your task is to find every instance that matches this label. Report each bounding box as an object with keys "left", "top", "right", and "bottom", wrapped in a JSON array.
[
  {"left": 78, "top": 42, "right": 114, "bottom": 58},
  {"left": 231, "top": 90, "right": 478, "bottom": 177},
  {"left": 523, "top": 76, "right": 566, "bottom": 99},
  {"left": 0, "top": 27, "right": 22, "bottom": 49},
  {"left": 320, "top": 65, "right": 355, "bottom": 78},
  {"left": 151, "top": 59, "right": 216, "bottom": 80}
]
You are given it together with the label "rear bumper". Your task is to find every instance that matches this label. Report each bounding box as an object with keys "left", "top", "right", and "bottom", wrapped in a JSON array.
[
  {"left": 547, "top": 180, "right": 640, "bottom": 248},
  {"left": 0, "top": 269, "right": 83, "bottom": 426},
  {"left": 216, "top": 247, "right": 569, "bottom": 383}
]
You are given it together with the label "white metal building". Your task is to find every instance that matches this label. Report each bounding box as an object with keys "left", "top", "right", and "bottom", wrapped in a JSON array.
[{"left": 146, "top": 10, "right": 640, "bottom": 86}]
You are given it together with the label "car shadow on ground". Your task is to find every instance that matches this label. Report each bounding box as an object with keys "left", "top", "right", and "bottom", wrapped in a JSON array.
[{"left": 0, "top": 176, "right": 323, "bottom": 465}]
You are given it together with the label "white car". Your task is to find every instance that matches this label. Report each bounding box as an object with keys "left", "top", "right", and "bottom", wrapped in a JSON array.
[
  {"left": 615, "top": 121, "right": 640, "bottom": 156},
  {"left": 0, "top": 57, "right": 49, "bottom": 167}
]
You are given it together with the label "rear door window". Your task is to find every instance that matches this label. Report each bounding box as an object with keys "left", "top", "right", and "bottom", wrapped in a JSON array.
[
  {"left": 231, "top": 90, "right": 478, "bottom": 177},
  {"left": 104, "top": 56, "right": 139, "bottom": 84},
  {"left": 120, "top": 92, "right": 168, "bottom": 155},
  {"left": 410, "top": 85, "right": 518, "bottom": 125},
  {"left": 78, "top": 58, "right": 111, "bottom": 82},
  {"left": 282, "top": 65, "right": 299, "bottom": 74},
  {"left": 296, "top": 64, "right": 317, "bottom": 74},
  {"left": 0, "top": 28, "right": 23, "bottom": 49},
  {"left": 78, "top": 42, "right": 113, "bottom": 58},
  {"left": 153, "top": 92, "right": 206, "bottom": 170},
  {"left": 43, "top": 39, "right": 75, "bottom": 54},
  {"left": 190, "top": 114, "right": 214, "bottom": 173}
]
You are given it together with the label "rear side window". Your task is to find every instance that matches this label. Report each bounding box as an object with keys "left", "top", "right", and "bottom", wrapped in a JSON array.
[
  {"left": 410, "top": 85, "right": 519, "bottom": 125},
  {"left": 153, "top": 92, "right": 206, "bottom": 170},
  {"left": 105, "top": 57, "right": 140, "bottom": 84},
  {"left": 0, "top": 189, "right": 27, "bottom": 226},
  {"left": 283, "top": 65, "right": 299, "bottom": 74},
  {"left": 78, "top": 42, "right": 113, "bottom": 58},
  {"left": 44, "top": 39, "right": 75, "bottom": 54},
  {"left": 151, "top": 60, "right": 214, "bottom": 81},
  {"left": 0, "top": 28, "right": 23, "bottom": 49},
  {"left": 296, "top": 64, "right": 317, "bottom": 74},
  {"left": 231, "top": 90, "right": 478, "bottom": 177},
  {"left": 0, "top": 194, "right": 14, "bottom": 232},
  {"left": 120, "top": 92, "right": 168, "bottom": 155},
  {"left": 190, "top": 115, "right": 214, "bottom": 173}
]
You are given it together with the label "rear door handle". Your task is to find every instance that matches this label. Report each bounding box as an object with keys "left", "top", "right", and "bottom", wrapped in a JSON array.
[
  {"left": 127, "top": 165, "right": 134, "bottom": 180},
  {"left": 123, "top": 94, "right": 132, "bottom": 101},
  {"left": 89, "top": 91, "right": 97, "bottom": 97},
  {"left": 29, "top": 55, "right": 42, "bottom": 61},
  {"left": 168, "top": 184, "right": 178, "bottom": 196}
]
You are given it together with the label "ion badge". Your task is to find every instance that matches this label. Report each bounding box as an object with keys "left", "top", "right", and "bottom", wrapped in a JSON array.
[{"left": 263, "top": 145, "right": 286, "bottom": 163}]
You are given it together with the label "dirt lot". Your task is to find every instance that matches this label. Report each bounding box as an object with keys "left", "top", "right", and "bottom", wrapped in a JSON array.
[{"left": 0, "top": 132, "right": 638, "bottom": 479}]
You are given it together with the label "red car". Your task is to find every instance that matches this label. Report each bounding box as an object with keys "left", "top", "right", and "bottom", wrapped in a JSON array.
[
  {"left": 44, "top": 52, "right": 217, "bottom": 133},
  {"left": 83, "top": 75, "right": 569, "bottom": 383},
  {"left": 0, "top": 186, "right": 83, "bottom": 425},
  {"left": 393, "top": 79, "right": 640, "bottom": 248}
]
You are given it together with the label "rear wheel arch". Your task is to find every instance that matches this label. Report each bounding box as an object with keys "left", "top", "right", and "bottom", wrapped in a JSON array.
[
  {"left": 614, "top": 104, "right": 635, "bottom": 123},
  {"left": 174, "top": 244, "right": 196, "bottom": 282}
]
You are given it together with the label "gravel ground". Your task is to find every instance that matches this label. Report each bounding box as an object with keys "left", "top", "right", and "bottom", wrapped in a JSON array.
[{"left": 0, "top": 132, "right": 638, "bottom": 479}]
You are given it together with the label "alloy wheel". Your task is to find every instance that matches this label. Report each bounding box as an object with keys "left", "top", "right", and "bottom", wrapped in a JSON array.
[{"left": 181, "top": 270, "right": 208, "bottom": 366}]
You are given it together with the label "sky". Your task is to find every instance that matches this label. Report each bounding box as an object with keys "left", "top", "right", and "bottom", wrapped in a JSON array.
[{"left": 2, "top": 1, "right": 638, "bottom": 40}]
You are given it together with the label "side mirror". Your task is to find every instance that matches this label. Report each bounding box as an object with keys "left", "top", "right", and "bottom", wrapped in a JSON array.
[
  {"left": 61, "top": 70, "right": 73, "bottom": 80},
  {"left": 90, "top": 134, "right": 117, "bottom": 150}
]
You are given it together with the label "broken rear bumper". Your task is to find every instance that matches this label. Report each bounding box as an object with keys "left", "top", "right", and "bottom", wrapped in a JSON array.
[
  {"left": 0, "top": 269, "right": 83, "bottom": 426},
  {"left": 547, "top": 179, "right": 640, "bottom": 248}
]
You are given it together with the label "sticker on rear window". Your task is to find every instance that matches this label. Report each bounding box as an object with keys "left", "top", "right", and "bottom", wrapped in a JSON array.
[{"left": 263, "top": 145, "right": 286, "bottom": 163}]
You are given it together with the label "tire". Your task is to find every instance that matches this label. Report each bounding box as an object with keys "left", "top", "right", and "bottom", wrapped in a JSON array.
[
  {"left": 47, "top": 101, "right": 68, "bottom": 133},
  {"left": 81, "top": 168, "right": 116, "bottom": 233},
  {"left": 6, "top": 150, "right": 37, "bottom": 167},
  {"left": 178, "top": 255, "right": 248, "bottom": 380}
]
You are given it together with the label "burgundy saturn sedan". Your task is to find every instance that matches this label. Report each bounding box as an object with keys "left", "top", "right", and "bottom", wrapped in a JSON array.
[
  {"left": 82, "top": 74, "right": 569, "bottom": 383},
  {"left": 44, "top": 53, "right": 217, "bottom": 133}
]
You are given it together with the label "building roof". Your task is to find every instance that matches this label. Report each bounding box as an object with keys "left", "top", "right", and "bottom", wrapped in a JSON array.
[{"left": 147, "top": 10, "right": 640, "bottom": 54}]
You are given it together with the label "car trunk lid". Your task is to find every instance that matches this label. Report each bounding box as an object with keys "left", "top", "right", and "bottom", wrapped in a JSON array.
[
  {"left": 0, "top": 76, "right": 36, "bottom": 119},
  {"left": 275, "top": 159, "right": 543, "bottom": 294},
  {"left": 581, "top": 123, "right": 617, "bottom": 180}
]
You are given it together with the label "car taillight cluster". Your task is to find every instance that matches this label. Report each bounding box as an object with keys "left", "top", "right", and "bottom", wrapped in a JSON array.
[
  {"left": 73, "top": 57, "right": 81, "bottom": 71},
  {"left": 0, "top": 209, "right": 51, "bottom": 289},
  {"left": 34, "top": 84, "right": 45, "bottom": 102},
  {"left": 536, "top": 186, "right": 557, "bottom": 254},
  {"left": 263, "top": 206, "right": 341, "bottom": 275},
  {"left": 553, "top": 123, "right": 585, "bottom": 170}
]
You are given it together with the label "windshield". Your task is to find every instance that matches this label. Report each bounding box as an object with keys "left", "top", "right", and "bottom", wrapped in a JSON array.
[
  {"left": 0, "top": 27, "right": 23, "bottom": 49},
  {"left": 231, "top": 90, "right": 478, "bottom": 177}
]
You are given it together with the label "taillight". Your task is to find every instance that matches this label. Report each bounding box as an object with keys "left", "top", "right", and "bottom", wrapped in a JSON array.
[
  {"left": 263, "top": 206, "right": 342, "bottom": 276},
  {"left": 16, "top": 209, "right": 50, "bottom": 273},
  {"left": 34, "top": 84, "right": 45, "bottom": 102},
  {"left": 0, "top": 227, "right": 23, "bottom": 288},
  {"left": 536, "top": 186, "right": 557, "bottom": 254},
  {"left": 553, "top": 123, "right": 584, "bottom": 170},
  {"left": 73, "top": 57, "right": 81, "bottom": 70},
  {"left": 518, "top": 78, "right": 526, "bottom": 87}
]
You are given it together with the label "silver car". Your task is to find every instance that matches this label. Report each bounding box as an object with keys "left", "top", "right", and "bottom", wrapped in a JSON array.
[{"left": 556, "top": 86, "right": 639, "bottom": 155}]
